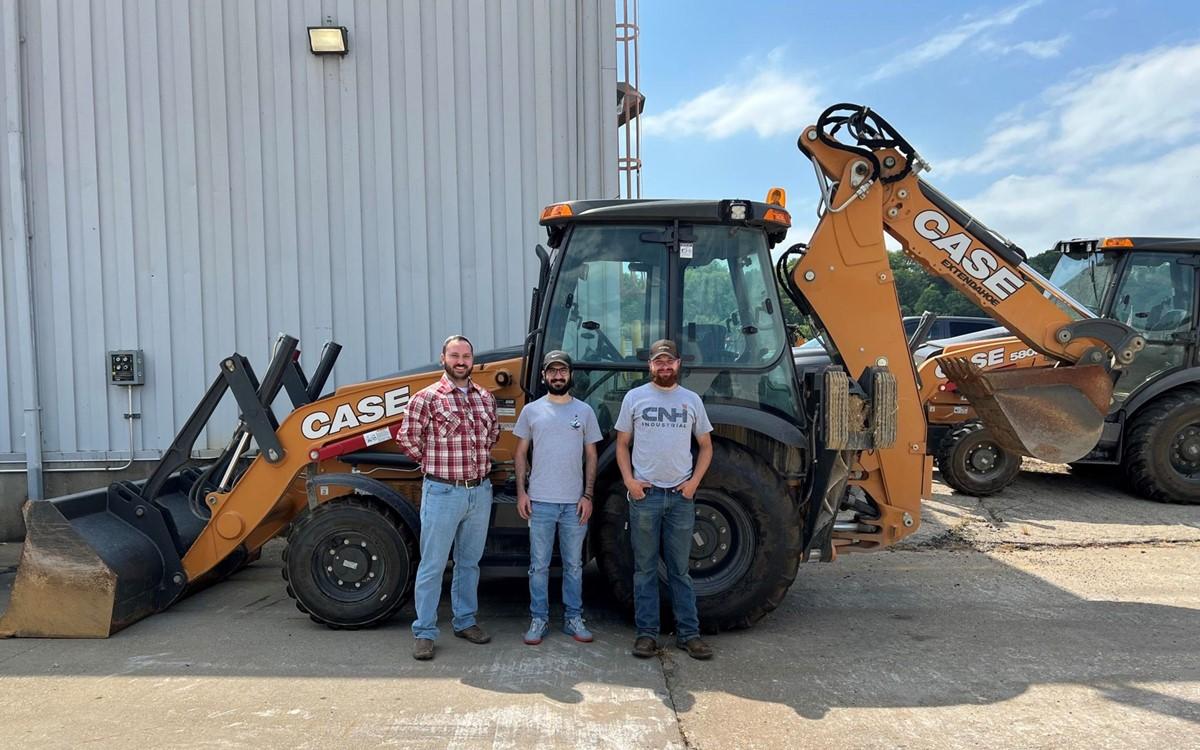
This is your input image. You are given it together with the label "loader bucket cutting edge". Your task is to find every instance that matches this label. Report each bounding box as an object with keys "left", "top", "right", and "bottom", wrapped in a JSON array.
[
  {"left": 0, "top": 473, "right": 209, "bottom": 638},
  {"left": 941, "top": 358, "right": 1112, "bottom": 465}
]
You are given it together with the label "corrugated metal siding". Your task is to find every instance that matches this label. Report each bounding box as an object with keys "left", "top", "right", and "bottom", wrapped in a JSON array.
[
  {"left": 0, "top": 0, "right": 20, "bottom": 455},
  {"left": 4, "top": 0, "right": 616, "bottom": 458}
]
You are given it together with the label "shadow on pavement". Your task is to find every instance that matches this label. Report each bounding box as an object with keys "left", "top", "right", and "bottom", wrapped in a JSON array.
[{"left": 2, "top": 538, "right": 1198, "bottom": 726}]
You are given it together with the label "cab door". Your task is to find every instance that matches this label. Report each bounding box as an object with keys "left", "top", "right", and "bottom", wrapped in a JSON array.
[{"left": 1108, "top": 252, "right": 1198, "bottom": 404}]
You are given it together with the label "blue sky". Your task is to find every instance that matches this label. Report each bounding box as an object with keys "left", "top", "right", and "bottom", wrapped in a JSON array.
[{"left": 635, "top": 1, "right": 1200, "bottom": 254}]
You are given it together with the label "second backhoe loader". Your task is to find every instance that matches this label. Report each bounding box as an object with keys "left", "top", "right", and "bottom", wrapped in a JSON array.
[{"left": 0, "top": 103, "right": 1143, "bottom": 639}]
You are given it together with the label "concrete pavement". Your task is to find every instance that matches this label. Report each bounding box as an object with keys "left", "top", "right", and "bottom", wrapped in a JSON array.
[{"left": 1, "top": 463, "right": 1197, "bottom": 748}]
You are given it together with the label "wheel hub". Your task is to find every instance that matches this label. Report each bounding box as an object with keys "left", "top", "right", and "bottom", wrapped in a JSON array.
[
  {"left": 1171, "top": 425, "right": 1200, "bottom": 476},
  {"left": 967, "top": 443, "right": 998, "bottom": 473},
  {"left": 690, "top": 506, "right": 732, "bottom": 572},
  {"left": 319, "top": 535, "right": 381, "bottom": 594},
  {"left": 665, "top": 492, "right": 756, "bottom": 599}
]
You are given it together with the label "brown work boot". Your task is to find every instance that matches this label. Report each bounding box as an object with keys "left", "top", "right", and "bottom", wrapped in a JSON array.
[
  {"left": 453, "top": 624, "right": 492, "bottom": 644},
  {"left": 678, "top": 637, "right": 713, "bottom": 660},
  {"left": 412, "top": 638, "right": 435, "bottom": 661},
  {"left": 632, "top": 636, "right": 658, "bottom": 659}
]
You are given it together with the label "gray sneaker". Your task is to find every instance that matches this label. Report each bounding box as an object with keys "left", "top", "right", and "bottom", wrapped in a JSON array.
[
  {"left": 523, "top": 617, "right": 549, "bottom": 645},
  {"left": 563, "top": 616, "right": 593, "bottom": 643},
  {"left": 412, "top": 638, "right": 435, "bottom": 661}
]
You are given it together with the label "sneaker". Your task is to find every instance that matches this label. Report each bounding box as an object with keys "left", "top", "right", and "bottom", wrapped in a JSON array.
[
  {"left": 523, "top": 617, "right": 549, "bottom": 645},
  {"left": 412, "top": 638, "right": 435, "bottom": 661},
  {"left": 632, "top": 636, "right": 657, "bottom": 658},
  {"left": 677, "top": 637, "right": 713, "bottom": 660},
  {"left": 453, "top": 624, "right": 492, "bottom": 644},
  {"left": 563, "top": 616, "right": 594, "bottom": 643}
]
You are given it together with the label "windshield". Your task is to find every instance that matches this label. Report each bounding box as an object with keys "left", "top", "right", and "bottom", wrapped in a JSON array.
[
  {"left": 1047, "top": 251, "right": 1120, "bottom": 315},
  {"left": 541, "top": 225, "right": 667, "bottom": 365}
]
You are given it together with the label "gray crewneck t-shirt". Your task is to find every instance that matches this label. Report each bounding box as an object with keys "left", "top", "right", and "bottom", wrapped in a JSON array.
[
  {"left": 615, "top": 383, "right": 713, "bottom": 487},
  {"left": 513, "top": 396, "right": 602, "bottom": 503}
]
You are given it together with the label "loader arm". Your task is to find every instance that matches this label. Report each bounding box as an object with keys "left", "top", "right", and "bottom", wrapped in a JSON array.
[
  {"left": 182, "top": 362, "right": 523, "bottom": 581},
  {"left": 791, "top": 104, "right": 1144, "bottom": 550}
]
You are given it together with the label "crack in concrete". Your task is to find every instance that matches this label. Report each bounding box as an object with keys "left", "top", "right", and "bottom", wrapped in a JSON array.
[
  {"left": 976, "top": 496, "right": 1005, "bottom": 526},
  {"left": 656, "top": 648, "right": 696, "bottom": 749}
]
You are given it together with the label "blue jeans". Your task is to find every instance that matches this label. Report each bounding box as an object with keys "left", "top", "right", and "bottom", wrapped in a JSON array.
[
  {"left": 528, "top": 501, "right": 588, "bottom": 620},
  {"left": 411, "top": 478, "right": 493, "bottom": 640},
  {"left": 628, "top": 486, "right": 700, "bottom": 643}
]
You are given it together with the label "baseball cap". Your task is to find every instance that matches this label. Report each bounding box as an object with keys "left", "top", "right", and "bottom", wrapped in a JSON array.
[
  {"left": 542, "top": 350, "right": 573, "bottom": 369},
  {"left": 648, "top": 339, "right": 679, "bottom": 360}
]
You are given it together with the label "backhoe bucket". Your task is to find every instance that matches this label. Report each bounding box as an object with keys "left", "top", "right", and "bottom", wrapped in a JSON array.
[
  {"left": 0, "top": 471, "right": 210, "bottom": 638},
  {"left": 940, "top": 358, "right": 1112, "bottom": 464}
]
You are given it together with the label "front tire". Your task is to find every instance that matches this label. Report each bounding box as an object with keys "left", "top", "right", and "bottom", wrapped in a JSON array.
[
  {"left": 282, "top": 497, "right": 416, "bottom": 628},
  {"left": 1123, "top": 387, "right": 1200, "bottom": 504},
  {"left": 935, "top": 421, "right": 1021, "bottom": 496},
  {"left": 596, "top": 440, "right": 801, "bottom": 631}
]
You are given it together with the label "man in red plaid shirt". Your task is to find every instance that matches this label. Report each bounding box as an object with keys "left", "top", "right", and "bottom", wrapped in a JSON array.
[{"left": 398, "top": 335, "right": 499, "bottom": 661}]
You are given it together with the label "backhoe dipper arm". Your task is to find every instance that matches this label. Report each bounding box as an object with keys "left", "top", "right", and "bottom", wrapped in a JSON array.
[
  {"left": 790, "top": 104, "right": 1144, "bottom": 549},
  {"left": 800, "top": 105, "right": 1143, "bottom": 368}
]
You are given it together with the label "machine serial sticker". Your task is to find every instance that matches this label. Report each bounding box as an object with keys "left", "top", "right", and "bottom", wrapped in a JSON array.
[
  {"left": 363, "top": 426, "right": 392, "bottom": 446},
  {"left": 496, "top": 398, "right": 517, "bottom": 417},
  {"left": 680, "top": 242, "right": 694, "bottom": 259}
]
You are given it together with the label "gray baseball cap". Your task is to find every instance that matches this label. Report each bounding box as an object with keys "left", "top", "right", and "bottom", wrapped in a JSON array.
[{"left": 542, "top": 350, "right": 573, "bottom": 369}]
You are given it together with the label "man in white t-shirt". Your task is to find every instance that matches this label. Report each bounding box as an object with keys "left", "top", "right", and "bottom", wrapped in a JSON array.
[
  {"left": 514, "top": 351, "right": 602, "bottom": 645},
  {"left": 615, "top": 339, "right": 714, "bottom": 660}
]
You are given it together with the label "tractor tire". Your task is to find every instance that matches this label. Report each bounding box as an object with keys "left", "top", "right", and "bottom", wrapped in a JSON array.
[
  {"left": 1122, "top": 387, "right": 1200, "bottom": 504},
  {"left": 935, "top": 421, "right": 1021, "bottom": 496},
  {"left": 595, "top": 440, "right": 801, "bottom": 632},
  {"left": 282, "top": 497, "right": 416, "bottom": 628}
]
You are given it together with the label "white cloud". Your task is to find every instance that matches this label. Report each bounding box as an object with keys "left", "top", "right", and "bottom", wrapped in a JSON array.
[
  {"left": 937, "top": 120, "right": 1049, "bottom": 176},
  {"left": 940, "top": 42, "right": 1200, "bottom": 176},
  {"left": 640, "top": 66, "right": 822, "bottom": 140},
  {"left": 870, "top": 0, "right": 1043, "bottom": 81},
  {"left": 962, "top": 142, "right": 1200, "bottom": 252},
  {"left": 1011, "top": 35, "right": 1069, "bottom": 58}
]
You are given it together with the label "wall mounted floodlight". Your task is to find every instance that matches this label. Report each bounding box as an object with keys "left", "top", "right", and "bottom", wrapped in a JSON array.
[{"left": 308, "top": 26, "right": 349, "bottom": 56}]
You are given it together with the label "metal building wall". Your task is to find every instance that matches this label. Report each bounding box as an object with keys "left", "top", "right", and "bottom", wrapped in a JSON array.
[{"left": 1, "top": 0, "right": 617, "bottom": 461}]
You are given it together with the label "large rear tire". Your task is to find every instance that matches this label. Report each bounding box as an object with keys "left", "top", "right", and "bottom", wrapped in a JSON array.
[
  {"left": 1122, "top": 387, "right": 1200, "bottom": 504},
  {"left": 282, "top": 497, "right": 416, "bottom": 628},
  {"left": 935, "top": 421, "right": 1021, "bottom": 496},
  {"left": 596, "top": 440, "right": 801, "bottom": 631}
]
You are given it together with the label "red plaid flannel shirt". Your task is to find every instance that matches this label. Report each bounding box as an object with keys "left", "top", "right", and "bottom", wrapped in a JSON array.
[{"left": 397, "top": 374, "right": 499, "bottom": 481}]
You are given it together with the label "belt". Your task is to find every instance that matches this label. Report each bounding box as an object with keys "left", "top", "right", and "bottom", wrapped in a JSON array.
[{"left": 425, "top": 474, "right": 487, "bottom": 489}]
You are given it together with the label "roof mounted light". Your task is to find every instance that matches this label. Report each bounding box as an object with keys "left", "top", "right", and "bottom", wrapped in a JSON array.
[
  {"left": 540, "top": 203, "right": 574, "bottom": 221},
  {"left": 763, "top": 207, "right": 791, "bottom": 227},
  {"left": 1101, "top": 237, "right": 1134, "bottom": 248},
  {"left": 766, "top": 187, "right": 786, "bottom": 208},
  {"left": 728, "top": 201, "right": 749, "bottom": 221}
]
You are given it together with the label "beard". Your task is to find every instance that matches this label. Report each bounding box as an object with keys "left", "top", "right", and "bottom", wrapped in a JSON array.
[
  {"left": 546, "top": 376, "right": 573, "bottom": 396},
  {"left": 651, "top": 370, "right": 678, "bottom": 388},
  {"left": 444, "top": 362, "right": 470, "bottom": 381}
]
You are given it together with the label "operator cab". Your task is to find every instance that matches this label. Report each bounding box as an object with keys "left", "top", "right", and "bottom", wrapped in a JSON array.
[
  {"left": 529, "top": 195, "right": 802, "bottom": 437},
  {"left": 1050, "top": 237, "right": 1200, "bottom": 402}
]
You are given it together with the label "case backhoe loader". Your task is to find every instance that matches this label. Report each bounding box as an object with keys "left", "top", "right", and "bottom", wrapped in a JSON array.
[
  {"left": 0, "top": 103, "right": 1143, "bottom": 638},
  {"left": 914, "top": 236, "right": 1200, "bottom": 501}
]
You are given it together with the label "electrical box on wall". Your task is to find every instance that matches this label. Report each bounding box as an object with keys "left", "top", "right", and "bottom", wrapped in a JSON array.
[{"left": 108, "top": 349, "right": 145, "bottom": 385}]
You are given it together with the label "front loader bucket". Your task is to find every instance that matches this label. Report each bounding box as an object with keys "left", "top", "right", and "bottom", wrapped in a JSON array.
[
  {"left": 0, "top": 471, "right": 209, "bottom": 638},
  {"left": 940, "top": 358, "right": 1112, "bottom": 464}
]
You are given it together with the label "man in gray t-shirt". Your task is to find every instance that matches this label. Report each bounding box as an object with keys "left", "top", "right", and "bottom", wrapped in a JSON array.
[
  {"left": 514, "top": 351, "right": 602, "bottom": 645},
  {"left": 615, "top": 339, "right": 714, "bottom": 661}
]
